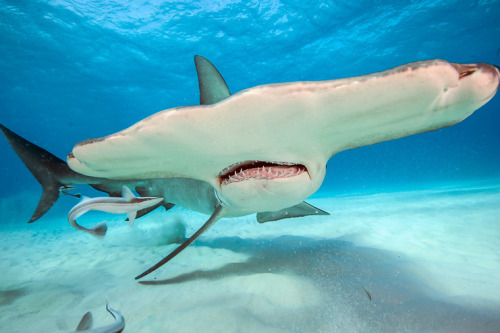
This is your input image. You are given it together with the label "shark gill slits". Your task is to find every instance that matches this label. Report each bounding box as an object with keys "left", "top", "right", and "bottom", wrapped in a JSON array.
[{"left": 219, "top": 161, "right": 307, "bottom": 185}]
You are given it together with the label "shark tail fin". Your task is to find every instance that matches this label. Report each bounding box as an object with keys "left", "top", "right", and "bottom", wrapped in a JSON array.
[
  {"left": 90, "top": 221, "right": 108, "bottom": 238},
  {"left": 0, "top": 124, "right": 91, "bottom": 223}
]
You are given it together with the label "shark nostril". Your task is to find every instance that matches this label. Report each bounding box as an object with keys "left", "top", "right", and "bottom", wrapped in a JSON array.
[
  {"left": 459, "top": 69, "right": 476, "bottom": 79},
  {"left": 451, "top": 63, "right": 478, "bottom": 80}
]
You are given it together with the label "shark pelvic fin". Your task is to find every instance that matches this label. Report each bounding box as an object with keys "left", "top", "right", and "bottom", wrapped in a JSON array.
[
  {"left": 194, "top": 55, "right": 231, "bottom": 105},
  {"left": 256, "top": 201, "right": 330, "bottom": 223},
  {"left": 135, "top": 204, "right": 227, "bottom": 279},
  {"left": 0, "top": 124, "right": 91, "bottom": 222}
]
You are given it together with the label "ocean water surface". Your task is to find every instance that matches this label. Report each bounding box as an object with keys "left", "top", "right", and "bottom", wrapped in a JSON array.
[{"left": 1, "top": 1, "right": 499, "bottom": 332}]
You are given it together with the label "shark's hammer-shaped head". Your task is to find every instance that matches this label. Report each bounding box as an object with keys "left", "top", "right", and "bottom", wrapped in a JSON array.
[
  {"left": 211, "top": 61, "right": 499, "bottom": 214},
  {"left": 430, "top": 62, "right": 499, "bottom": 127}
]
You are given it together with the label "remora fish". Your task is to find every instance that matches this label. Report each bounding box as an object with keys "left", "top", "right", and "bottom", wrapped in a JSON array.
[
  {"left": 68, "top": 186, "right": 163, "bottom": 238},
  {"left": 70, "top": 301, "right": 125, "bottom": 333},
  {"left": 2, "top": 57, "right": 499, "bottom": 279}
]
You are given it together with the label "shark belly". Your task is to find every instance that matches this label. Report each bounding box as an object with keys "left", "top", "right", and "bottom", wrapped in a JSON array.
[{"left": 147, "top": 178, "right": 220, "bottom": 216}]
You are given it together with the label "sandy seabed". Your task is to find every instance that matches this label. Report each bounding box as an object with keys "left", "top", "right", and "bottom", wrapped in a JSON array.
[{"left": 0, "top": 182, "right": 499, "bottom": 332}]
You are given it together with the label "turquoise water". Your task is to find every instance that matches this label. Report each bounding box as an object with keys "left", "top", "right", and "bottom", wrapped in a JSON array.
[
  {"left": 1, "top": 0, "right": 500, "bottom": 195},
  {"left": 1, "top": 1, "right": 500, "bottom": 332}
]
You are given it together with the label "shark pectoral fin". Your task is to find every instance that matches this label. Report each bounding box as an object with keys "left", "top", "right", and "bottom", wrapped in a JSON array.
[
  {"left": 194, "top": 55, "right": 231, "bottom": 105},
  {"left": 135, "top": 205, "right": 227, "bottom": 280},
  {"left": 127, "top": 212, "right": 137, "bottom": 226},
  {"left": 256, "top": 201, "right": 330, "bottom": 223},
  {"left": 90, "top": 221, "right": 107, "bottom": 238},
  {"left": 75, "top": 311, "right": 93, "bottom": 331}
]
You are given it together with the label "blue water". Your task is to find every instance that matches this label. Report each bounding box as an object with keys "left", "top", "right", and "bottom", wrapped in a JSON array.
[
  {"left": 1, "top": 0, "right": 499, "bottom": 197},
  {"left": 1, "top": 1, "right": 500, "bottom": 332}
]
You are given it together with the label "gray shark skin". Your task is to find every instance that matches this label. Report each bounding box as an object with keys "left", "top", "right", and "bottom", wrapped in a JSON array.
[
  {"left": 68, "top": 186, "right": 163, "bottom": 238},
  {"left": 2, "top": 57, "right": 499, "bottom": 280},
  {"left": 70, "top": 301, "right": 125, "bottom": 333}
]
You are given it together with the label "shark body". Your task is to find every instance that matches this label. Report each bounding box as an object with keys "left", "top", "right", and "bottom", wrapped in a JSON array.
[{"left": 2, "top": 57, "right": 499, "bottom": 279}]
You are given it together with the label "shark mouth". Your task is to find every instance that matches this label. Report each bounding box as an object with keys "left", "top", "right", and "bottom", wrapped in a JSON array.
[{"left": 219, "top": 161, "right": 308, "bottom": 185}]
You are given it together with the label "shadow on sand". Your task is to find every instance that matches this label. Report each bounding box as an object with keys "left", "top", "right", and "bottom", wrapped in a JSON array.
[{"left": 139, "top": 235, "right": 500, "bottom": 332}]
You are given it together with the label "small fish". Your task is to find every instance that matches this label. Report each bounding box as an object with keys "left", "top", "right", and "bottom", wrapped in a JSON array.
[
  {"left": 71, "top": 300, "right": 125, "bottom": 333},
  {"left": 68, "top": 186, "right": 163, "bottom": 238}
]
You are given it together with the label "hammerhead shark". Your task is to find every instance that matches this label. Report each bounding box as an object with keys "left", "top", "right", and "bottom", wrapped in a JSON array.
[{"left": 1, "top": 56, "right": 499, "bottom": 280}]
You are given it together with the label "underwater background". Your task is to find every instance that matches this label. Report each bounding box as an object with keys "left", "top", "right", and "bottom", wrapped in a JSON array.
[
  {"left": 1, "top": 0, "right": 500, "bottom": 197},
  {"left": 1, "top": 1, "right": 500, "bottom": 332}
]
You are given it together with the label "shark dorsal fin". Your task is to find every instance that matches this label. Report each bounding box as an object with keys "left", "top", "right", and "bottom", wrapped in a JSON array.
[
  {"left": 194, "top": 55, "right": 231, "bottom": 105},
  {"left": 75, "top": 311, "right": 93, "bottom": 331},
  {"left": 121, "top": 186, "right": 135, "bottom": 201}
]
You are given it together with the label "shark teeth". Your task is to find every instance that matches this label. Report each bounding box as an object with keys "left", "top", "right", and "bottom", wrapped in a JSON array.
[{"left": 220, "top": 161, "right": 307, "bottom": 185}]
